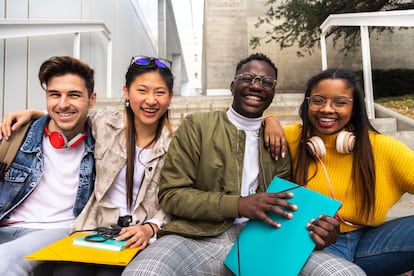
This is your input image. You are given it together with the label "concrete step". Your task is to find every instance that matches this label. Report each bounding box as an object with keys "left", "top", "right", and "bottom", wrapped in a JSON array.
[
  {"left": 93, "top": 94, "right": 414, "bottom": 220},
  {"left": 370, "top": 117, "right": 397, "bottom": 133},
  {"left": 93, "top": 96, "right": 414, "bottom": 142},
  {"left": 94, "top": 94, "right": 303, "bottom": 129},
  {"left": 387, "top": 130, "right": 414, "bottom": 150},
  {"left": 387, "top": 193, "right": 414, "bottom": 220}
]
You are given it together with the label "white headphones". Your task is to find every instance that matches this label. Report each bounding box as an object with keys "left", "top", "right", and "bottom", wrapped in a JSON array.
[{"left": 307, "top": 131, "right": 355, "bottom": 158}]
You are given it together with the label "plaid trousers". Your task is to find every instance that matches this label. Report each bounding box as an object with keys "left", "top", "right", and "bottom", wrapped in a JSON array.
[{"left": 122, "top": 224, "right": 366, "bottom": 276}]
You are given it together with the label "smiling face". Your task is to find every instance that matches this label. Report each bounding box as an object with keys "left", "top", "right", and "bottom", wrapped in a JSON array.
[
  {"left": 308, "top": 78, "right": 354, "bottom": 135},
  {"left": 230, "top": 60, "right": 276, "bottom": 118},
  {"left": 124, "top": 71, "right": 172, "bottom": 130},
  {"left": 46, "top": 73, "right": 96, "bottom": 139}
]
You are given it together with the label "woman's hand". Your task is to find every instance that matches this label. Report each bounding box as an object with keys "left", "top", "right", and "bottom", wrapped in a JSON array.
[
  {"left": 0, "top": 110, "right": 45, "bottom": 140},
  {"left": 306, "top": 215, "right": 339, "bottom": 250},
  {"left": 116, "top": 223, "right": 158, "bottom": 249},
  {"left": 263, "top": 115, "right": 287, "bottom": 160}
]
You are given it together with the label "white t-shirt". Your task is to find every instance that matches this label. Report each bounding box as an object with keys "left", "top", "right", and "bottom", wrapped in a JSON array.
[
  {"left": 8, "top": 135, "right": 84, "bottom": 229},
  {"left": 106, "top": 147, "right": 152, "bottom": 217}
]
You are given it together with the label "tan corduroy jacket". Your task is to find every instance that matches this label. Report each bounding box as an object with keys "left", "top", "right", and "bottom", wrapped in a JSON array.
[{"left": 73, "top": 110, "right": 171, "bottom": 231}]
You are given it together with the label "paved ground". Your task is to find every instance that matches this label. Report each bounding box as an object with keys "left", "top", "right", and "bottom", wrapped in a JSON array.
[{"left": 387, "top": 193, "right": 414, "bottom": 220}]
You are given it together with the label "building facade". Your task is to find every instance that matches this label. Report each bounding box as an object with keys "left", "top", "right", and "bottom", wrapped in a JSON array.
[
  {"left": 202, "top": 0, "right": 414, "bottom": 95},
  {"left": 0, "top": 0, "right": 188, "bottom": 114}
]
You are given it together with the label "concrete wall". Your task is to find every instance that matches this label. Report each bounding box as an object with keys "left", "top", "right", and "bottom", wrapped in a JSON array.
[
  {"left": 202, "top": 0, "right": 249, "bottom": 95},
  {"left": 202, "top": 0, "right": 414, "bottom": 95}
]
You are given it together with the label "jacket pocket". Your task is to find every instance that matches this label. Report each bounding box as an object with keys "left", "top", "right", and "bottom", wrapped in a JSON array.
[
  {"left": 4, "top": 166, "right": 30, "bottom": 183},
  {"left": 0, "top": 166, "right": 31, "bottom": 210}
]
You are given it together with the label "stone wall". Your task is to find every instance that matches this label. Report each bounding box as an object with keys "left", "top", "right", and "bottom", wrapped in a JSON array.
[{"left": 202, "top": 0, "right": 414, "bottom": 94}]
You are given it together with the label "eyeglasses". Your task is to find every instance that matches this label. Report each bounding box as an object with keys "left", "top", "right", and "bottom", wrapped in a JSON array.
[
  {"left": 77, "top": 226, "right": 122, "bottom": 243},
  {"left": 307, "top": 95, "right": 353, "bottom": 111},
  {"left": 235, "top": 73, "right": 277, "bottom": 90},
  {"left": 130, "top": 56, "right": 172, "bottom": 70}
]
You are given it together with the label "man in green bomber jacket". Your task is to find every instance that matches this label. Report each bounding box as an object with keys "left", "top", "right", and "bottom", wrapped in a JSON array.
[{"left": 122, "top": 53, "right": 366, "bottom": 276}]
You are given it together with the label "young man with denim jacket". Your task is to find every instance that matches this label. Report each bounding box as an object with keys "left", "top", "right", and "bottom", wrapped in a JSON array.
[{"left": 0, "top": 56, "right": 96, "bottom": 275}]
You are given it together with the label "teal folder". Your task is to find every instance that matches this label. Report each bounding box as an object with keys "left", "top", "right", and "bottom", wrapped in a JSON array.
[{"left": 224, "top": 177, "right": 342, "bottom": 276}]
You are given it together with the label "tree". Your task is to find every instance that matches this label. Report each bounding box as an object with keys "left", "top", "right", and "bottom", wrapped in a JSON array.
[{"left": 250, "top": 0, "right": 413, "bottom": 57}]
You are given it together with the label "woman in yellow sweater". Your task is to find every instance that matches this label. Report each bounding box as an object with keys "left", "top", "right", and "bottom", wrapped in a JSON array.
[{"left": 266, "top": 68, "right": 414, "bottom": 275}]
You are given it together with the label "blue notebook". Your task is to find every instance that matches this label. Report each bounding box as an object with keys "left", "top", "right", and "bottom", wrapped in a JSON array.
[
  {"left": 73, "top": 235, "right": 126, "bottom": 252},
  {"left": 224, "top": 177, "right": 342, "bottom": 276}
]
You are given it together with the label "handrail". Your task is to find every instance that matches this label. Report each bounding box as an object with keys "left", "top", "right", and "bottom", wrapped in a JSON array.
[
  {"left": 319, "top": 10, "right": 414, "bottom": 119},
  {"left": 0, "top": 19, "right": 112, "bottom": 97}
]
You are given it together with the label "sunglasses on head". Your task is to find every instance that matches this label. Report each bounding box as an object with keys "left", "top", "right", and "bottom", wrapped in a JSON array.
[{"left": 130, "top": 56, "right": 172, "bottom": 70}]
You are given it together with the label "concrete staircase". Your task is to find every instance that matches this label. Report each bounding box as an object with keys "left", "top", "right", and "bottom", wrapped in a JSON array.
[
  {"left": 93, "top": 94, "right": 302, "bottom": 129},
  {"left": 93, "top": 94, "right": 414, "bottom": 220},
  {"left": 94, "top": 94, "right": 414, "bottom": 150}
]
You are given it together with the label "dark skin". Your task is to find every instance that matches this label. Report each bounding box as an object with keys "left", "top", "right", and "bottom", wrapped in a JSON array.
[{"left": 232, "top": 59, "right": 339, "bottom": 249}]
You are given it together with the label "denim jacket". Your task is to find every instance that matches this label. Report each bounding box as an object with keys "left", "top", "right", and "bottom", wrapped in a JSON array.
[{"left": 0, "top": 115, "right": 95, "bottom": 223}]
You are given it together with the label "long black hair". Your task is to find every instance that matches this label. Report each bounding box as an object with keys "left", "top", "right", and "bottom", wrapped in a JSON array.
[
  {"left": 296, "top": 68, "right": 378, "bottom": 220},
  {"left": 124, "top": 60, "right": 174, "bottom": 209}
]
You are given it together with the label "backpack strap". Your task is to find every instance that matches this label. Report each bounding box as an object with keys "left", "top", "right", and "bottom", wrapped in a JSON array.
[{"left": 0, "top": 122, "right": 31, "bottom": 179}]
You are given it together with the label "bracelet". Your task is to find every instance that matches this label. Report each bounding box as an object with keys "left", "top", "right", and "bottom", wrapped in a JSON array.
[{"left": 143, "top": 222, "right": 155, "bottom": 238}]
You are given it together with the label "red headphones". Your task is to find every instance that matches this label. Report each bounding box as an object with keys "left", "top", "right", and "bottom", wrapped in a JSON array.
[{"left": 44, "top": 126, "right": 87, "bottom": 149}]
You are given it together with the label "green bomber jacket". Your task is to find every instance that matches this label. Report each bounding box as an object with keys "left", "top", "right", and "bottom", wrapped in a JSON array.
[{"left": 159, "top": 110, "right": 291, "bottom": 238}]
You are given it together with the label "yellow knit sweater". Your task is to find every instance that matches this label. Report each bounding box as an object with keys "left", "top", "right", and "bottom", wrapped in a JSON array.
[{"left": 284, "top": 122, "right": 414, "bottom": 232}]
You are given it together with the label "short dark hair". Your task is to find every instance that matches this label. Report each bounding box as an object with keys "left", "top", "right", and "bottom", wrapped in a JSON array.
[
  {"left": 38, "top": 56, "right": 95, "bottom": 97},
  {"left": 235, "top": 53, "right": 278, "bottom": 79}
]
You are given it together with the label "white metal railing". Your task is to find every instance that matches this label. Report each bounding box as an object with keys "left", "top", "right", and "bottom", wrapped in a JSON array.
[
  {"left": 0, "top": 19, "right": 112, "bottom": 97},
  {"left": 320, "top": 10, "right": 414, "bottom": 119}
]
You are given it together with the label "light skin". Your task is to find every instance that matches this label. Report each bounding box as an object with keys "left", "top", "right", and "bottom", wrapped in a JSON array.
[
  {"left": 117, "top": 71, "right": 173, "bottom": 249},
  {"left": 123, "top": 71, "right": 173, "bottom": 148},
  {"left": 308, "top": 79, "right": 353, "bottom": 135},
  {"left": 46, "top": 74, "right": 96, "bottom": 140}
]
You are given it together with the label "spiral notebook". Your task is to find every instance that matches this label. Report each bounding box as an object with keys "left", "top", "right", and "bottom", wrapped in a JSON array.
[{"left": 224, "top": 177, "right": 342, "bottom": 276}]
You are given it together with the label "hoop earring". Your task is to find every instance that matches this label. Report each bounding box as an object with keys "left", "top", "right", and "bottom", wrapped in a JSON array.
[{"left": 125, "top": 100, "right": 130, "bottom": 107}]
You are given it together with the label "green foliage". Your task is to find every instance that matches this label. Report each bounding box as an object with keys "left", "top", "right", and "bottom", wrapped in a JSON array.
[
  {"left": 358, "top": 69, "right": 414, "bottom": 98},
  {"left": 251, "top": 0, "right": 408, "bottom": 56}
]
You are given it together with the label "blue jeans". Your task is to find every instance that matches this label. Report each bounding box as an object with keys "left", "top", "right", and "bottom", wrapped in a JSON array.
[
  {"left": 0, "top": 226, "right": 69, "bottom": 276},
  {"left": 325, "top": 215, "right": 414, "bottom": 275}
]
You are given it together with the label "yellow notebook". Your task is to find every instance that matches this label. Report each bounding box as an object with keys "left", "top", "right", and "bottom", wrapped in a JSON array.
[{"left": 25, "top": 232, "right": 140, "bottom": 266}]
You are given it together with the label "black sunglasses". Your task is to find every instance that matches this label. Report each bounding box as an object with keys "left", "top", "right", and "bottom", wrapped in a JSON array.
[
  {"left": 130, "top": 55, "right": 172, "bottom": 70},
  {"left": 70, "top": 225, "right": 122, "bottom": 243}
]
